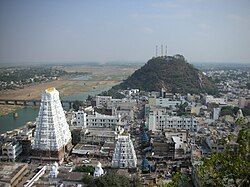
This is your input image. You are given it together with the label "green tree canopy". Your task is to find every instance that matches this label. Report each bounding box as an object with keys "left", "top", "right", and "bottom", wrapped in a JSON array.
[
  {"left": 197, "top": 125, "right": 250, "bottom": 187},
  {"left": 72, "top": 100, "right": 84, "bottom": 111},
  {"left": 82, "top": 172, "right": 139, "bottom": 187}
]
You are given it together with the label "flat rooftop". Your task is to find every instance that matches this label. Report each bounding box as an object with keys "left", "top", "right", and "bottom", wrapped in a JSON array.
[
  {"left": 74, "top": 143, "right": 100, "bottom": 150},
  {"left": 84, "top": 129, "right": 116, "bottom": 137},
  {"left": 72, "top": 143, "right": 101, "bottom": 155},
  {"left": 0, "top": 162, "right": 28, "bottom": 183}
]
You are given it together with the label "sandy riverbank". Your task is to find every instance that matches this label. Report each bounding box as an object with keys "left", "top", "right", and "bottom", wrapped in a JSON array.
[
  {"left": 0, "top": 64, "right": 138, "bottom": 115},
  {"left": 0, "top": 79, "right": 119, "bottom": 115},
  {"left": 0, "top": 79, "right": 119, "bottom": 100}
]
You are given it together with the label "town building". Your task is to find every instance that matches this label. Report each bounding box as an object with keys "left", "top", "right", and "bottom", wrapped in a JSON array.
[
  {"left": 238, "top": 97, "right": 246, "bottom": 108},
  {"left": 71, "top": 111, "right": 121, "bottom": 129},
  {"left": 72, "top": 143, "right": 100, "bottom": 155},
  {"left": 106, "top": 98, "right": 137, "bottom": 109},
  {"left": 100, "top": 141, "right": 116, "bottom": 157},
  {"left": 71, "top": 110, "right": 87, "bottom": 127},
  {"left": 86, "top": 112, "right": 121, "bottom": 129},
  {"left": 205, "top": 95, "right": 227, "bottom": 106},
  {"left": 0, "top": 162, "right": 28, "bottom": 186},
  {"left": 80, "top": 128, "right": 119, "bottom": 145},
  {"left": 148, "top": 97, "right": 182, "bottom": 110},
  {"left": 1, "top": 141, "right": 22, "bottom": 161},
  {"left": 146, "top": 107, "right": 198, "bottom": 131},
  {"left": 150, "top": 133, "right": 175, "bottom": 160},
  {"left": 95, "top": 96, "right": 112, "bottom": 108},
  {"left": 213, "top": 108, "right": 221, "bottom": 120},
  {"left": 23, "top": 165, "right": 46, "bottom": 187}
]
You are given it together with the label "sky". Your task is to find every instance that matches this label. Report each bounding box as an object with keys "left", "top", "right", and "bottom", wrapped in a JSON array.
[{"left": 0, "top": 0, "right": 250, "bottom": 64}]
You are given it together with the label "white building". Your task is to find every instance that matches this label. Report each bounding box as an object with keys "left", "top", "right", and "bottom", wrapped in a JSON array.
[
  {"left": 19, "top": 127, "right": 33, "bottom": 139},
  {"left": 107, "top": 98, "right": 137, "bottom": 109},
  {"left": 95, "top": 96, "right": 136, "bottom": 122},
  {"left": 1, "top": 141, "right": 22, "bottom": 161},
  {"left": 127, "top": 89, "right": 139, "bottom": 96},
  {"left": 32, "top": 88, "right": 72, "bottom": 161},
  {"left": 71, "top": 110, "right": 87, "bottom": 128},
  {"left": 71, "top": 111, "right": 121, "bottom": 129},
  {"left": 112, "top": 134, "right": 137, "bottom": 168},
  {"left": 213, "top": 108, "right": 221, "bottom": 120},
  {"left": 113, "top": 109, "right": 134, "bottom": 122},
  {"left": 148, "top": 97, "right": 181, "bottom": 109},
  {"left": 87, "top": 112, "right": 121, "bottom": 128},
  {"left": 205, "top": 95, "right": 227, "bottom": 105},
  {"left": 147, "top": 108, "right": 197, "bottom": 131},
  {"left": 238, "top": 97, "right": 246, "bottom": 108},
  {"left": 168, "top": 130, "right": 189, "bottom": 152},
  {"left": 95, "top": 96, "right": 112, "bottom": 108}
]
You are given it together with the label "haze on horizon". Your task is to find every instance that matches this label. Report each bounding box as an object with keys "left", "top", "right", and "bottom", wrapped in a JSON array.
[{"left": 0, "top": 0, "right": 250, "bottom": 64}]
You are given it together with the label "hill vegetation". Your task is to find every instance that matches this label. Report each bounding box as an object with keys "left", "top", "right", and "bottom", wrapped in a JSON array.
[
  {"left": 197, "top": 122, "right": 250, "bottom": 186},
  {"left": 108, "top": 55, "right": 217, "bottom": 95}
]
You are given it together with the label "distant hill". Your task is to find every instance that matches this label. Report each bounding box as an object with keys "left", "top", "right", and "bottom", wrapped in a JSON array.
[{"left": 108, "top": 55, "right": 218, "bottom": 95}]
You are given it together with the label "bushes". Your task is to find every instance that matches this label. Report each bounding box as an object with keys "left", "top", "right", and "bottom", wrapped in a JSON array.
[
  {"left": 72, "top": 100, "right": 84, "bottom": 111},
  {"left": 220, "top": 106, "right": 250, "bottom": 117},
  {"left": 82, "top": 172, "right": 138, "bottom": 187},
  {"left": 197, "top": 126, "right": 250, "bottom": 186},
  {"left": 74, "top": 165, "right": 95, "bottom": 175}
]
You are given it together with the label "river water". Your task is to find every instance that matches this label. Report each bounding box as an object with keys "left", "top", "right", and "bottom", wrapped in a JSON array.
[
  {"left": 0, "top": 83, "right": 113, "bottom": 134},
  {"left": 0, "top": 107, "right": 39, "bottom": 134}
]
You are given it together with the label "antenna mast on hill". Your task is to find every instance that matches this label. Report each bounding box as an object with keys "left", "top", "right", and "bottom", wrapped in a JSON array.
[
  {"left": 156, "top": 45, "right": 158, "bottom": 57},
  {"left": 161, "top": 45, "right": 163, "bottom": 56},
  {"left": 165, "top": 45, "right": 167, "bottom": 56}
]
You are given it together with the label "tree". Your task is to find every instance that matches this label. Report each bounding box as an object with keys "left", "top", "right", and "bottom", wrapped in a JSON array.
[
  {"left": 101, "top": 89, "right": 125, "bottom": 99},
  {"left": 71, "top": 129, "right": 81, "bottom": 145},
  {"left": 163, "top": 172, "right": 190, "bottom": 187},
  {"left": 82, "top": 172, "right": 139, "bottom": 187},
  {"left": 236, "top": 126, "right": 250, "bottom": 159},
  {"left": 86, "top": 95, "right": 93, "bottom": 102},
  {"left": 235, "top": 117, "right": 247, "bottom": 126},
  {"left": 74, "top": 165, "right": 95, "bottom": 175},
  {"left": 242, "top": 108, "right": 250, "bottom": 116},
  {"left": 220, "top": 106, "right": 234, "bottom": 117},
  {"left": 177, "top": 102, "right": 188, "bottom": 116},
  {"left": 197, "top": 126, "right": 250, "bottom": 187},
  {"left": 107, "top": 55, "right": 217, "bottom": 95},
  {"left": 246, "top": 82, "right": 250, "bottom": 89},
  {"left": 82, "top": 174, "right": 94, "bottom": 184},
  {"left": 72, "top": 100, "right": 84, "bottom": 111}
]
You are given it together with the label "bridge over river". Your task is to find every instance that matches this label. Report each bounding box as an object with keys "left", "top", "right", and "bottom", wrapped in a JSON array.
[{"left": 0, "top": 99, "right": 73, "bottom": 108}]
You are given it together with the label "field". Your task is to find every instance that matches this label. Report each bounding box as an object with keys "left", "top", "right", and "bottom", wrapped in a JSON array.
[{"left": 0, "top": 64, "right": 139, "bottom": 115}]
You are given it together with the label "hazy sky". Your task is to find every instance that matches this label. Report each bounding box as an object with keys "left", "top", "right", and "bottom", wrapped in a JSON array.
[{"left": 0, "top": 0, "right": 250, "bottom": 64}]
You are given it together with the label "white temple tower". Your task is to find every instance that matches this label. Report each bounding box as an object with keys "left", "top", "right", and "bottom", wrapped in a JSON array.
[
  {"left": 112, "top": 134, "right": 137, "bottom": 168},
  {"left": 32, "top": 87, "right": 72, "bottom": 162},
  {"left": 93, "top": 162, "right": 104, "bottom": 177}
]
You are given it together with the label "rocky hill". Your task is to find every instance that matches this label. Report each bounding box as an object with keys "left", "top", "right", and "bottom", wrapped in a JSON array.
[{"left": 108, "top": 55, "right": 217, "bottom": 95}]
